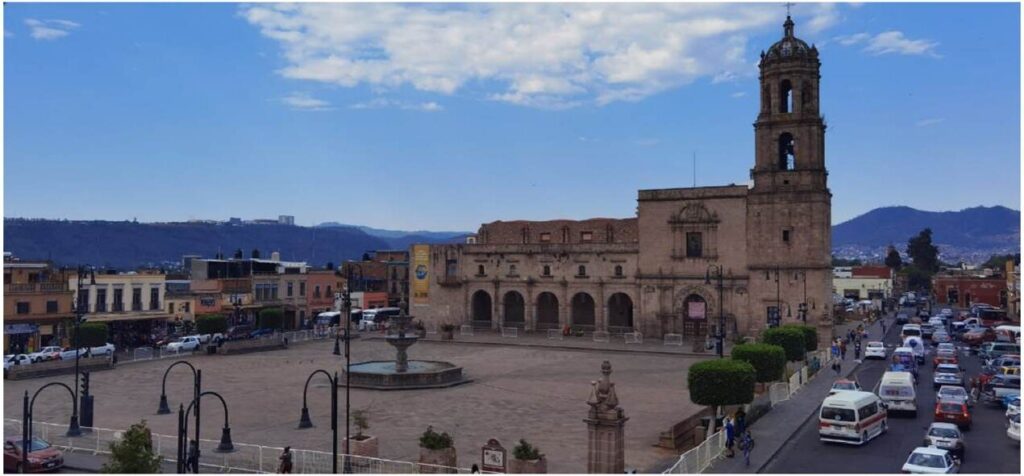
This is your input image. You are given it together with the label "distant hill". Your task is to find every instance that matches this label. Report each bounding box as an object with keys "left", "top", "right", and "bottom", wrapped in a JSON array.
[
  {"left": 316, "top": 222, "right": 470, "bottom": 249},
  {"left": 3, "top": 219, "right": 390, "bottom": 269},
  {"left": 832, "top": 206, "right": 1020, "bottom": 263}
]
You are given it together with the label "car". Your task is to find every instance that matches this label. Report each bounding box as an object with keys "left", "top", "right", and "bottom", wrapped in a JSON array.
[
  {"left": 830, "top": 379, "right": 863, "bottom": 394},
  {"left": 978, "top": 364, "right": 1020, "bottom": 389},
  {"left": 89, "top": 343, "right": 115, "bottom": 357},
  {"left": 1009, "top": 414, "right": 1021, "bottom": 442},
  {"left": 3, "top": 354, "right": 32, "bottom": 372},
  {"left": 902, "top": 446, "right": 960, "bottom": 474},
  {"left": 57, "top": 348, "right": 89, "bottom": 361},
  {"left": 865, "top": 341, "right": 887, "bottom": 359},
  {"left": 933, "top": 351, "right": 959, "bottom": 368},
  {"left": 3, "top": 437, "right": 64, "bottom": 473},
  {"left": 1005, "top": 395, "right": 1020, "bottom": 418},
  {"left": 929, "top": 317, "right": 945, "bottom": 327},
  {"left": 936, "top": 343, "right": 956, "bottom": 353},
  {"left": 897, "top": 313, "right": 910, "bottom": 325},
  {"left": 165, "top": 336, "right": 201, "bottom": 352},
  {"left": 932, "top": 332, "right": 952, "bottom": 344},
  {"left": 936, "top": 386, "right": 971, "bottom": 407},
  {"left": 902, "top": 324, "right": 923, "bottom": 340},
  {"left": 923, "top": 423, "right": 965, "bottom": 462},
  {"left": 921, "top": 324, "right": 936, "bottom": 340},
  {"left": 962, "top": 327, "right": 997, "bottom": 347},
  {"left": 934, "top": 400, "right": 971, "bottom": 430},
  {"left": 225, "top": 325, "right": 254, "bottom": 341},
  {"left": 981, "top": 343, "right": 1020, "bottom": 362},
  {"left": 933, "top": 364, "right": 964, "bottom": 389},
  {"left": 27, "top": 347, "right": 63, "bottom": 363},
  {"left": 250, "top": 328, "right": 276, "bottom": 339},
  {"left": 980, "top": 374, "right": 1021, "bottom": 405}
]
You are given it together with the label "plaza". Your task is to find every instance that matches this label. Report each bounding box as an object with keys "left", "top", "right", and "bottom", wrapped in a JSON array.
[{"left": 3, "top": 336, "right": 706, "bottom": 473}]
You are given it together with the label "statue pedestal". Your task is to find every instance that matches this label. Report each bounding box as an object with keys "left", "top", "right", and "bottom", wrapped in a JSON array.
[{"left": 584, "top": 408, "right": 628, "bottom": 474}]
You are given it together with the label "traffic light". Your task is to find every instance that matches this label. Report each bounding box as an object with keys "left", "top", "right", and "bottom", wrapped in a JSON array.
[{"left": 81, "top": 371, "right": 90, "bottom": 396}]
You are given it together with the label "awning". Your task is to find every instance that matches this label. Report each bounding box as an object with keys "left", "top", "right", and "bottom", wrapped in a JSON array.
[
  {"left": 4, "top": 324, "right": 39, "bottom": 335},
  {"left": 85, "top": 313, "right": 174, "bottom": 323}
]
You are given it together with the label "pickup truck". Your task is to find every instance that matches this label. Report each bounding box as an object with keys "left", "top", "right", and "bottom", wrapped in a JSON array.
[
  {"left": 28, "top": 346, "right": 63, "bottom": 363},
  {"left": 165, "top": 336, "right": 202, "bottom": 352}
]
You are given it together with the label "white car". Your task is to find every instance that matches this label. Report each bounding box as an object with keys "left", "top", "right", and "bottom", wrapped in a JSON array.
[
  {"left": 936, "top": 386, "right": 971, "bottom": 407},
  {"left": 1006, "top": 396, "right": 1020, "bottom": 419},
  {"left": 902, "top": 446, "right": 960, "bottom": 474},
  {"left": 28, "top": 346, "right": 63, "bottom": 363},
  {"left": 4, "top": 354, "right": 32, "bottom": 371},
  {"left": 58, "top": 347, "right": 88, "bottom": 360},
  {"left": 865, "top": 341, "right": 887, "bottom": 359},
  {"left": 165, "top": 336, "right": 201, "bottom": 352},
  {"left": 90, "top": 343, "right": 116, "bottom": 356},
  {"left": 1009, "top": 414, "right": 1020, "bottom": 442}
]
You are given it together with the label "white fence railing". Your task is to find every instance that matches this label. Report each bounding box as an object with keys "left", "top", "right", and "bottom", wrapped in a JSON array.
[
  {"left": 663, "top": 334, "right": 684, "bottom": 346},
  {"left": 459, "top": 325, "right": 474, "bottom": 337},
  {"left": 501, "top": 327, "right": 518, "bottom": 338},
  {"left": 547, "top": 329, "right": 563, "bottom": 340},
  {"left": 4, "top": 418, "right": 478, "bottom": 474},
  {"left": 624, "top": 332, "right": 643, "bottom": 344},
  {"left": 662, "top": 430, "right": 727, "bottom": 474},
  {"left": 592, "top": 331, "right": 610, "bottom": 343},
  {"left": 769, "top": 381, "right": 790, "bottom": 405}
]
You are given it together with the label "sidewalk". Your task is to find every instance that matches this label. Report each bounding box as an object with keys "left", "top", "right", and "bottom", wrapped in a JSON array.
[
  {"left": 63, "top": 451, "right": 178, "bottom": 473},
  {"left": 367, "top": 328, "right": 733, "bottom": 357},
  {"left": 707, "top": 314, "right": 890, "bottom": 474}
]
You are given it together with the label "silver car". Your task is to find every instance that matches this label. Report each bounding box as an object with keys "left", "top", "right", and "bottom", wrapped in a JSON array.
[
  {"left": 933, "top": 364, "right": 964, "bottom": 390},
  {"left": 936, "top": 386, "right": 971, "bottom": 407},
  {"left": 924, "top": 422, "right": 965, "bottom": 462}
]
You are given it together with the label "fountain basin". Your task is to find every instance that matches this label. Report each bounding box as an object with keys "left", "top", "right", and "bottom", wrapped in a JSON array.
[{"left": 341, "top": 360, "right": 472, "bottom": 390}]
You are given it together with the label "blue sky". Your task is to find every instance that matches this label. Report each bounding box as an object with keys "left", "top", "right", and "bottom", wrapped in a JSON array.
[{"left": 3, "top": 3, "right": 1020, "bottom": 231}]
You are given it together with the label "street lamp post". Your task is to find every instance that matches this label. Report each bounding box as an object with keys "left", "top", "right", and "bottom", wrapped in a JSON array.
[
  {"left": 157, "top": 360, "right": 198, "bottom": 414},
  {"left": 705, "top": 265, "right": 725, "bottom": 358},
  {"left": 22, "top": 383, "right": 80, "bottom": 473},
  {"left": 297, "top": 370, "right": 338, "bottom": 473},
  {"left": 178, "top": 389, "right": 235, "bottom": 473},
  {"left": 68, "top": 266, "right": 95, "bottom": 436},
  {"left": 796, "top": 271, "right": 808, "bottom": 323}
]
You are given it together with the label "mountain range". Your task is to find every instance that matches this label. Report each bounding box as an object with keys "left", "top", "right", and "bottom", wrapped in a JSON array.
[{"left": 3, "top": 205, "right": 1018, "bottom": 268}]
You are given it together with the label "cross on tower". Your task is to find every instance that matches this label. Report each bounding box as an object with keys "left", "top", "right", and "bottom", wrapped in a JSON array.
[{"left": 785, "top": 2, "right": 794, "bottom": 17}]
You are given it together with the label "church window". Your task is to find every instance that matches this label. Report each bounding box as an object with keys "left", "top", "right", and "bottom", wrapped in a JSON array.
[
  {"left": 477, "top": 264, "right": 485, "bottom": 276},
  {"left": 540, "top": 232, "right": 551, "bottom": 243},
  {"left": 580, "top": 231, "right": 593, "bottom": 243},
  {"left": 780, "top": 80, "right": 793, "bottom": 113},
  {"left": 509, "top": 264, "right": 518, "bottom": 276},
  {"left": 686, "top": 232, "right": 703, "bottom": 258},
  {"left": 543, "top": 265, "right": 551, "bottom": 276},
  {"left": 614, "top": 265, "right": 624, "bottom": 277},
  {"left": 783, "top": 229, "right": 791, "bottom": 243},
  {"left": 577, "top": 265, "right": 587, "bottom": 277},
  {"left": 778, "top": 133, "right": 795, "bottom": 170}
]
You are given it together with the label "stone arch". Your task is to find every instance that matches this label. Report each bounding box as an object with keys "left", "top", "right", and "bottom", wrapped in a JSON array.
[
  {"left": 778, "top": 132, "right": 795, "bottom": 170},
  {"left": 607, "top": 293, "right": 634, "bottom": 330},
  {"left": 503, "top": 290, "right": 525, "bottom": 326},
  {"left": 780, "top": 79, "right": 793, "bottom": 113},
  {"left": 571, "top": 292, "right": 596, "bottom": 328},
  {"left": 471, "top": 290, "right": 492, "bottom": 324},
  {"left": 536, "top": 292, "right": 560, "bottom": 329},
  {"left": 672, "top": 287, "right": 714, "bottom": 337}
]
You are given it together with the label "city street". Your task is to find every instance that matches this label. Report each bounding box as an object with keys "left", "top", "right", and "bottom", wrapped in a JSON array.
[{"left": 765, "top": 314, "right": 1021, "bottom": 474}]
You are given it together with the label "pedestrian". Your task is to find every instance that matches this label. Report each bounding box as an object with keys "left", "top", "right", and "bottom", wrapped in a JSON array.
[
  {"left": 471, "top": 464, "right": 481, "bottom": 474},
  {"left": 724, "top": 416, "right": 735, "bottom": 457},
  {"left": 840, "top": 339, "right": 847, "bottom": 359},
  {"left": 278, "top": 446, "right": 293, "bottom": 474},
  {"left": 740, "top": 430, "right": 754, "bottom": 467},
  {"left": 186, "top": 440, "right": 199, "bottom": 473},
  {"left": 854, "top": 340, "right": 862, "bottom": 360},
  {"left": 734, "top": 408, "right": 747, "bottom": 437}
]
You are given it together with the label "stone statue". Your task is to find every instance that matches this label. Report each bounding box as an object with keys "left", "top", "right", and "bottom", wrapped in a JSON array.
[
  {"left": 587, "top": 361, "right": 623, "bottom": 418},
  {"left": 584, "top": 360, "right": 627, "bottom": 473}
]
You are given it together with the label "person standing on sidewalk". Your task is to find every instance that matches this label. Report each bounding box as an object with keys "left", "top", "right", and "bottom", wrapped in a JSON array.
[
  {"left": 840, "top": 339, "right": 847, "bottom": 359},
  {"left": 724, "top": 416, "right": 736, "bottom": 457}
]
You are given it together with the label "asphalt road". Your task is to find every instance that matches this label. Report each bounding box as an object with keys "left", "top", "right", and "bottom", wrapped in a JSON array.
[{"left": 765, "top": 313, "right": 1021, "bottom": 474}]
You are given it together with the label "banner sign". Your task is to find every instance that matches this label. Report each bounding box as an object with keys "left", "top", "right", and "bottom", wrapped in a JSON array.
[
  {"left": 687, "top": 301, "right": 706, "bottom": 320},
  {"left": 5, "top": 324, "right": 39, "bottom": 335},
  {"left": 413, "top": 245, "right": 430, "bottom": 304}
]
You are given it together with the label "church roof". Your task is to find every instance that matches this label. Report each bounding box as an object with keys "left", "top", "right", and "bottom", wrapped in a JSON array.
[{"left": 761, "top": 16, "right": 817, "bottom": 66}]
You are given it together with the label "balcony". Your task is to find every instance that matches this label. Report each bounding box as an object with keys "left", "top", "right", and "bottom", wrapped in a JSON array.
[
  {"left": 438, "top": 276, "right": 462, "bottom": 287},
  {"left": 221, "top": 278, "right": 253, "bottom": 294},
  {"left": 5, "top": 283, "right": 71, "bottom": 294},
  {"left": 112, "top": 302, "right": 125, "bottom": 312}
]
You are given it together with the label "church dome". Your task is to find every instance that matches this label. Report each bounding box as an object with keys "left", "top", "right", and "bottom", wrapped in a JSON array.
[{"left": 761, "top": 16, "right": 817, "bottom": 65}]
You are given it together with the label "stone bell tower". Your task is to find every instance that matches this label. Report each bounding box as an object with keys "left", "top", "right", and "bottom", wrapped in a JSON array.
[{"left": 746, "top": 15, "right": 833, "bottom": 339}]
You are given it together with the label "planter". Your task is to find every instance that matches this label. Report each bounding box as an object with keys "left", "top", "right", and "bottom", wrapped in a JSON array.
[
  {"left": 347, "top": 436, "right": 378, "bottom": 458},
  {"left": 419, "top": 447, "right": 457, "bottom": 473},
  {"left": 441, "top": 330, "right": 455, "bottom": 341},
  {"left": 416, "top": 329, "right": 428, "bottom": 338},
  {"left": 509, "top": 457, "right": 547, "bottom": 474}
]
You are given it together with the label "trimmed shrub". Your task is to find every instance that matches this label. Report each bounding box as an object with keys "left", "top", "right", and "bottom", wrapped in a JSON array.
[
  {"left": 687, "top": 359, "right": 756, "bottom": 407},
  {"left": 783, "top": 324, "right": 819, "bottom": 352},
  {"left": 512, "top": 439, "right": 541, "bottom": 461},
  {"left": 761, "top": 327, "right": 806, "bottom": 361},
  {"left": 731, "top": 343, "right": 786, "bottom": 383},
  {"left": 72, "top": 322, "right": 109, "bottom": 348},
  {"left": 195, "top": 314, "right": 228, "bottom": 335},
  {"left": 102, "top": 420, "right": 162, "bottom": 473},
  {"left": 257, "top": 308, "right": 284, "bottom": 329},
  {"left": 419, "top": 426, "right": 453, "bottom": 450}
]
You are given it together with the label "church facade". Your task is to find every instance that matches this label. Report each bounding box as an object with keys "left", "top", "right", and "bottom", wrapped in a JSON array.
[{"left": 411, "top": 17, "right": 834, "bottom": 344}]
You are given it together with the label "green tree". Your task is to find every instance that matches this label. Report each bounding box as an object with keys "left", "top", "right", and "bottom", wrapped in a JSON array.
[
  {"left": 831, "top": 256, "right": 862, "bottom": 267},
  {"left": 688, "top": 359, "right": 756, "bottom": 438},
  {"left": 982, "top": 253, "right": 1021, "bottom": 270},
  {"left": 101, "top": 420, "right": 163, "bottom": 473},
  {"left": 195, "top": 314, "right": 228, "bottom": 335},
  {"left": 257, "top": 308, "right": 284, "bottom": 329},
  {"left": 731, "top": 343, "right": 786, "bottom": 383},
  {"left": 782, "top": 324, "right": 818, "bottom": 352},
  {"left": 71, "top": 322, "right": 109, "bottom": 348},
  {"left": 900, "top": 265, "right": 933, "bottom": 292},
  {"left": 906, "top": 228, "right": 940, "bottom": 273},
  {"left": 884, "top": 245, "right": 903, "bottom": 271},
  {"left": 761, "top": 327, "right": 806, "bottom": 361}
]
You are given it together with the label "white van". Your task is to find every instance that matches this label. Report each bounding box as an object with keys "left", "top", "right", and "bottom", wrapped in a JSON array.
[
  {"left": 902, "top": 336, "right": 925, "bottom": 363},
  {"left": 878, "top": 371, "right": 917, "bottom": 416},
  {"left": 901, "top": 324, "right": 922, "bottom": 341},
  {"left": 995, "top": 325, "right": 1021, "bottom": 344},
  {"left": 818, "top": 390, "right": 888, "bottom": 445}
]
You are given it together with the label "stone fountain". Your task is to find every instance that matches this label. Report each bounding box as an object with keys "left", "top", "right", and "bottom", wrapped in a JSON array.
[{"left": 342, "top": 306, "right": 470, "bottom": 390}]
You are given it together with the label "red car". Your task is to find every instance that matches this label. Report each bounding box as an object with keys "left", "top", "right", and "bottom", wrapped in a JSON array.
[
  {"left": 3, "top": 437, "right": 64, "bottom": 473},
  {"left": 933, "top": 353, "right": 959, "bottom": 368},
  {"left": 961, "top": 328, "right": 997, "bottom": 346},
  {"left": 934, "top": 401, "right": 972, "bottom": 430}
]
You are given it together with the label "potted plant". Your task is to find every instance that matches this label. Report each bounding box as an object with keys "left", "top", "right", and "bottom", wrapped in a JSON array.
[
  {"left": 440, "top": 323, "right": 457, "bottom": 341},
  {"left": 415, "top": 321, "right": 428, "bottom": 338},
  {"left": 347, "top": 410, "right": 378, "bottom": 457},
  {"left": 509, "top": 439, "right": 547, "bottom": 473},
  {"left": 418, "top": 426, "right": 456, "bottom": 471}
]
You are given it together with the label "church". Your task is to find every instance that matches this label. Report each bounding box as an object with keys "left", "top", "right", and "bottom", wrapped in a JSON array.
[{"left": 411, "top": 16, "right": 833, "bottom": 345}]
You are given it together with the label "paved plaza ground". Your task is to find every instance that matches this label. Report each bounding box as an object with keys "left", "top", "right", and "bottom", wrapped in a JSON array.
[{"left": 3, "top": 336, "right": 706, "bottom": 472}]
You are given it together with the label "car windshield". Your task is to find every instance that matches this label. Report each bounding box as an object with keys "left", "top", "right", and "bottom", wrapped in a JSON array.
[
  {"left": 820, "top": 406, "right": 855, "bottom": 422},
  {"left": 928, "top": 427, "right": 960, "bottom": 438},
  {"left": 939, "top": 388, "right": 966, "bottom": 398},
  {"left": 936, "top": 366, "right": 959, "bottom": 374},
  {"left": 908, "top": 453, "right": 945, "bottom": 468},
  {"left": 867, "top": 343, "right": 883, "bottom": 348},
  {"left": 9, "top": 438, "right": 51, "bottom": 452},
  {"left": 833, "top": 382, "right": 857, "bottom": 390}
]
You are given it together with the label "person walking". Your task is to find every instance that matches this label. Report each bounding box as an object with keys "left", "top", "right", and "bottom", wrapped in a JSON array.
[
  {"left": 854, "top": 339, "right": 862, "bottom": 360},
  {"left": 724, "top": 416, "right": 736, "bottom": 457},
  {"left": 186, "top": 440, "right": 199, "bottom": 473},
  {"left": 735, "top": 408, "right": 747, "bottom": 437},
  {"left": 740, "top": 430, "right": 754, "bottom": 467},
  {"left": 840, "top": 339, "right": 847, "bottom": 360},
  {"left": 278, "top": 446, "right": 293, "bottom": 474}
]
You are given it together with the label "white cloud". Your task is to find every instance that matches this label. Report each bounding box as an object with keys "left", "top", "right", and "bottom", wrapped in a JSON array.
[
  {"left": 835, "top": 30, "right": 940, "bottom": 58},
  {"left": 280, "top": 92, "right": 333, "bottom": 111},
  {"left": 634, "top": 138, "right": 660, "bottom": 147},
  {"left": 915, "top": 118, "right": 944, "bottom": 127},
  {"left": 241, "top": 4, "right": 847, "bottom": 108},
  {"left": 349, "top": 98, "right": 443, "bottom": 112},
  {"left": 731, "top": 91, "right": 747, "bottom": 98},
  {"left": 25, "top": 18, "right": 79, "bottom": 40}
]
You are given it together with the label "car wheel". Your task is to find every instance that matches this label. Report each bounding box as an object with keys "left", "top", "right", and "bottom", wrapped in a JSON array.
[
  {"left": 881, "top": 421, "right": 888, "bottom": 434},
  {"left": 862, "top": 431, "right": 869, "bottom": 444}
]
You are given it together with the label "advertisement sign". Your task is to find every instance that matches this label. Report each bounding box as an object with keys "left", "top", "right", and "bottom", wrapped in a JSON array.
[
  {"left": 413, "top": 244, "right": 430, "bottom": 304},
  {"left": 687, "top": 301, "right": 706, "bottom": 320}
]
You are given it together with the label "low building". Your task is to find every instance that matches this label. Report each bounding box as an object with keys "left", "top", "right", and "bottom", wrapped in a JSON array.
[
  {"left": 932, "top": 274, "right": 1008, "bottom": 307},
  {"left": 3, "top": 256, "right": 75, "bottom": 353},
  {"left": 306, "top": 269, "right": 342, "bottom": 319},
  {"left": 69, "top": 270, "right": 172, "bottom": 347},
  {"left": 1008, "top": 261, "right": 1020, "bottom": 322},
  {"left": 164, "top": 278, "right": 196, "bottom": 322}
]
